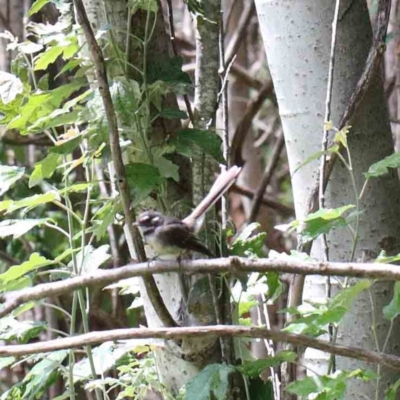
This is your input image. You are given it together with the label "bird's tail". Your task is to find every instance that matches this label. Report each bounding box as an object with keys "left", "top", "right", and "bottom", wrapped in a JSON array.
[{"left": 183, "top": 165, "right": 241, "bottom": 229}]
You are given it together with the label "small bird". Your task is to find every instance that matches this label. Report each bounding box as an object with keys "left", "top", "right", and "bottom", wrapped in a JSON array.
[{"left": 135, "top": 166, "right": 241, "bottom": 259}]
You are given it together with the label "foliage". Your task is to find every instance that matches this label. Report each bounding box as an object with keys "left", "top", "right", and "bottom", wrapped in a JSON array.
[
  {"left": 286, "top": 369, "right": 378, "bottom": 399},
  {"left": 0, "top": 0, "right": 395, "bottom": 399}
]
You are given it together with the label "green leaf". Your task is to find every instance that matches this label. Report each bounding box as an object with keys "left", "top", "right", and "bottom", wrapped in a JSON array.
[
  {"left": 0, "top": 356, "right": 15, "bottom": 371},
  {"left": 293, "top": 145, "right": 339, "bottom": 175},
  {"left": 0, "top": 165, "right": 25, "bottom": 195},
  {"left": 383, "top": 281, "right": 400, "bottom": 321},
  {"left": 59, "top": 183, "right": 92, "bottom": 195},
  {"left": 73, "top": 341, "right": 140, "bottom": 382},
  {"left": 365, "top": 152, "right": 400, "bottom": 179},
  {"left": 284, "top": 281, "right": 371, "bottom": 336},
  {"left": 0, "top": 253, "right": 53, "bottom": 291},
  {"left": 34, "top": 45, "right": 65, "bottom": 70},
  {"left": 239, "top": 351, "right": 296, "bottom": 378},
  {"left": 3, "top": 191, "right": 60, "bottom": 214},
  {"left": 129, "top": 0, "right": 158, "bottom": 13},
  {"left": 23, "top": 350, "right": 68, "bottom": 399},
  {"left": 92, "top": 201, "right": 119, "bottom": 240},
  {"left": 230, "top": 223, "right": 266, "bottom": 257},
  {"left": 376, "top": 251, "right": 400, "bottom": 264},
  {"left": 287, "top": 369, "right": 376, "bottom": 399},
  {"left": 330, "top": 280, "right": 371, "bottom": 310},
  {"left": 28, "top": 0, "right": 50, "bottom": 16},
  {"left": 0, "top": 219, "right": 49, "bottom": 239},
  {"left": 0, "top": 316, "right": 46, "bottom": 343},
  {"left": 0, "top": 71, "right": 24, "bottom": 104},
  {"left": 175, "top": 129, "right": 224, "bottom": 163},
  {"left": 266, "top": 272, "right": 282, "bottom": 302},
  {"left": 334, "top": 125, "right": 350, "bottom": 148},
  {"left": 185, "top": 363, "right": 235, "bottom": 400},
  {"left": 125, "top": 163, "right": 162, "bottom": 204},
  {"left": 50, "top": 135, "right": 83, "bottom": 155},
  {"left": 76, "top": 245, "right": 111, "bottom": 274},
  {"left": 28, "top": 109, "right": 81, "bottom": 133},
  {"left": 154, "top": 156, "right": 179, "bottom": 182},
  {"left": 7, "top": 79, "right": 85, "bottom": 134},
  {"left": 385, "top": 378, "right": 400, "bottom": 400},
  {"left": 289, "top": 205, "right": 355, "bottom": 242},
  {"left": 29, "top": 153, "right": 61, "bottom": 187}
]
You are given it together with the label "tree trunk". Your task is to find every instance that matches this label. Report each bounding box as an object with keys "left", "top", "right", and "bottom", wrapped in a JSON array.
[{"left": 255, "top": 0, "right": 400, "bottom": 398}]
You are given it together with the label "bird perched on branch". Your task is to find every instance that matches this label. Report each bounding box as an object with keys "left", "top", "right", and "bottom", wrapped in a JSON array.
[{"left": 135, "top": 166, "right": 241, "bottom": 259}]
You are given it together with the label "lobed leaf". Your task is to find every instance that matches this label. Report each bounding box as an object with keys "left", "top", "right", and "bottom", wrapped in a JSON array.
[
  {"left": 365, "top": 152, "right": 400, "bottom": 179},
  {"left": 0, "top": 219, "right": 49, "bottom": 239},
  {"left": 0, "top": 165, "right": 25, "bottom": 196},
  {"left": 29, "top": 153, "right": 61, "bottom": 187},
  {"left": 185, "top": 363, "right": 235, "bottom": 400}
]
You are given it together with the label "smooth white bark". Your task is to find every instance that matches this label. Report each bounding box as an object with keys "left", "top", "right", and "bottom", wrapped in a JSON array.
[{"left": 255, "top": 0, "right": 400, "bottom": 397}]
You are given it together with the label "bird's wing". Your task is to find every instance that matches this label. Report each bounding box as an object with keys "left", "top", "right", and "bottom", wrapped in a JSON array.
[{"left": 156, "top": 222, "right": 214, "bottom": 257}]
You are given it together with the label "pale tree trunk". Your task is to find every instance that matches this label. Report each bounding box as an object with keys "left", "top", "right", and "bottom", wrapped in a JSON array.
[{"left": 255, "top": 0, "right": 400, "bottom": 398}]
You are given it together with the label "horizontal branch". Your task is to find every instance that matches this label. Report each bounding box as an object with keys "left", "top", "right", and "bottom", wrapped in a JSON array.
[
  {"left": 1, "top": 257, "right": 400, "bottom": 318},
  {"left": 1, "top": 325, "right": 400, "bottom": 370}
]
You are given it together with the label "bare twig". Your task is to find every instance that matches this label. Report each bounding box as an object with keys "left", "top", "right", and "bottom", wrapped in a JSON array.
[
  {"left": 224, "top": 2, "right": 256, "bottom": 68},
  {"left": 2, "top": 134, "right": 53, "bottom": 146},
  {"left": 232, "top": 184, "right": 294, "bottom": 215},
  {"left": 72, "top": 0, "right": 177, "bottom": 328},
  {"left": 230, "top": 63, "right": 262, "bottom": 89},
  {"left": 230, "top": 80, "right": 276, "bottom": 166},
  {"left": 2, "top": 257, "right": 400, "bottom": 318},
  {"left": 249, "top": 130, "right": 285, "bottom": 222},
  {"left": 1, "top": 325, "right": 400, "bottom": 371},
  {"left": 319, "top": 0, "right": 341, "bottom": 262}
]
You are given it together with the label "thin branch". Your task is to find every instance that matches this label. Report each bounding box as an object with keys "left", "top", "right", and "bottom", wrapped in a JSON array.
[
  {"left": 249, "top": 130, "right": 285, "bottom": 222},
  {"left": 224, "top": 2, "right": 256, "bottom": 68},
  {"left": 1, "top": 325, "right": 400, "bottom": 371},
  {"left": 319, "top": 0, "right": 341, "bottom": 261},
  {"left": 2, "top": 257, "right": 400, "bottom": 318},
  {"left": 72, "top": 0, "right": 177, "bottom": 328},
  {"left": 230, "top": 80, "right": 276, "bottom": 166},
  {"left": 230, "top": 63, "right": 262, "bottom": 89},
  {"left": 231, "top": 184, "right": 294, "bottom": 215},
  {"left": 2, "top": 134, "right": 53, "bottom": 146}
]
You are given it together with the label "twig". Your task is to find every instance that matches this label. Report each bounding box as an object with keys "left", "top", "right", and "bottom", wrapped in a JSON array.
[
  {"left": 224, "top": 2, "right": 256, "bottom": 68},
  {"left": 230, "top": 80, "right": 276, "bottom": 166},
  {"left": 231, "top": 184, "right": 294, "bottom": 215},
  {"left": 230, "top": 63, "right": 262, "bottom": 89},
  {"left": 2, "top": 257, "right": 400, "bottom": 318},
  {"left": 319, "top": 0, "right": 341, "bottom": 262},
  {"left": 72, "top": 0, "right": 177, "bottom": 328},
  {"left": 1, "top": 325, "right": 400, "bottom": 371},
  {"left": 2, "top": 135, "right": 53, "bottom": 146},
  {"left": 249, "top": 130, "right": 285, "bottom": 222}
]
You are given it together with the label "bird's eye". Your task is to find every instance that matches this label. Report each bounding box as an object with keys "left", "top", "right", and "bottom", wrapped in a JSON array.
[
  {"left": 140, "top": 215, "right": 150, "bottom": 223},
  {"left": 151, "top": 216, "right": 161, "bottom": 223}
]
